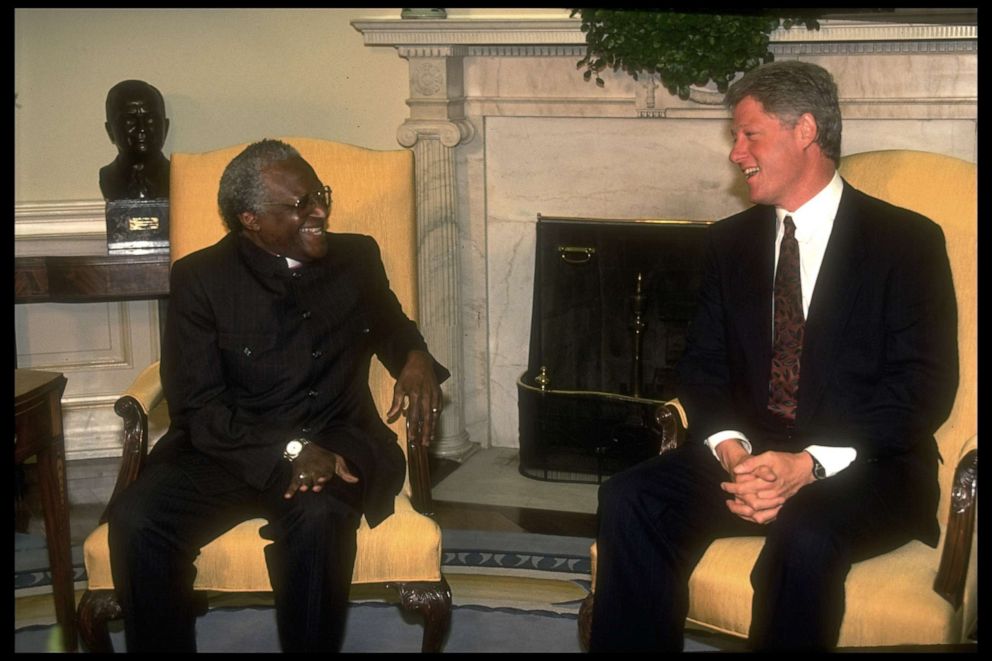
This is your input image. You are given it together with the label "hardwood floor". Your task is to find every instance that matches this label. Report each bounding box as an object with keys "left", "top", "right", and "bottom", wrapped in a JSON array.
[
  {"left": 428, "top": 456, "right": 597, "bottom": 537},
  {"left": 432, "top": 500, "right": 597, "bottom": 537}
]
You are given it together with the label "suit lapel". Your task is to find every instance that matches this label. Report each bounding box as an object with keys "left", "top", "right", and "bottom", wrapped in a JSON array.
[
  {"left": 798, "top": 183, "right": 868, "bottom": 426},
  {"left": 735, "top": 208, "right": 776, "bottom": 411}
]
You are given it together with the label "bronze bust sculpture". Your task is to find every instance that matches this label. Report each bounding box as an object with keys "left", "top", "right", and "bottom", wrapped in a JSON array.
[{"left": 100, "top": 80, "right": 171, "bottom": 200}]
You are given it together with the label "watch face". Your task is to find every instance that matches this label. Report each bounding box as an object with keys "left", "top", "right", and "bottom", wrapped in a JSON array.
[{"left": 286, "top": 440, "right": 304, "bottom": 458}]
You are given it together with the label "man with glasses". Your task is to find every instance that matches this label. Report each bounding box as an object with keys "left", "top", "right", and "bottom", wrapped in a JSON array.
[{"left": 107, "top": 139, "right": 449, "bottom": 652}]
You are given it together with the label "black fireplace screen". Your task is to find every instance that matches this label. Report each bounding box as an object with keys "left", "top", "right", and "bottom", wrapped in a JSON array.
[{"left": 518, "top": 215, "right": 711, "bottom": 483}]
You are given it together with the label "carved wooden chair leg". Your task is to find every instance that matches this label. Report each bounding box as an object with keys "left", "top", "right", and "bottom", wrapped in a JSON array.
[
  {"left": 392, "top": 577, "right": 453, "bottom": 652},
  {"left": 77, "top": 589, "right": 120, "bottom": 653},
  {"left": 578, "top": 591, "right": 594, "bottom": 651},
  {"left": 76, "top": 589, "right": 210, "bottom": 652}
]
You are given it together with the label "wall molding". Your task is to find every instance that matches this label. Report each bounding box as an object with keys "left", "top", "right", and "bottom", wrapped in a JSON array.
[
  {"left": 355, "top": 18, "right": 977, "bottom": 52},
  {"left": 356, "top": 16, "right": 977, "bottom": 123},
  {"left": 354, "top": 19, "right": 587, "bottom": 47},
  {"left": 772, "top": 40, "right": 977, "bottom": 56},
  {"left": 15, "top": 199, "right": 106, "bottom": 240},
  {"left": 21, "top": 301, "right": 135, "bottom": 371}
]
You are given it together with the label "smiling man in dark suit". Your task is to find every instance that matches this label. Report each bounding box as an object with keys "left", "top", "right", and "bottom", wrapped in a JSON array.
[
  {"left": 108, "top": 139, "right": 449, "bottom": 652},
  {"left": 590, "top": 61, "right": 958, "bottom": 651}
]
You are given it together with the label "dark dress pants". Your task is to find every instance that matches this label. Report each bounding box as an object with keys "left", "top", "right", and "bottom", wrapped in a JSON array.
[
  {"left": 588, "top": 442, "right": 924, "bottom": 651},
  {"left": 107, "top": 449, "right": 362, "bottom": 653}
]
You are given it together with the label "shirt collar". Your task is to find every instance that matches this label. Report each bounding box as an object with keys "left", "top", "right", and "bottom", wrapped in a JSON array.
[
  {"left": 235, "top": 231, "right": 293, "bottom": 278},
  {"left": 775, "top": 170, "right": 843, "bottom": 241}
]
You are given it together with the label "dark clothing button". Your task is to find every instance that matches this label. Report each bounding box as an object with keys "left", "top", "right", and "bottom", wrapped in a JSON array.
[
  {"left": 312, "top": 350, "right": 323, "bottom": 359},
  {"left": 291, "top": 271, "right": 302, "bottom": 279},
  {"left": 302, "top": 310, "right": 312, "bottom": 319},
  {"left": 307, "top": 390, "right": 318, "bottom": 398}
]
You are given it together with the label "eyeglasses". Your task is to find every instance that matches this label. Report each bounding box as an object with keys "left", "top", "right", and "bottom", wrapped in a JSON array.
[{"left": 259, "top": 185, "right": 332, "bottom": 215}]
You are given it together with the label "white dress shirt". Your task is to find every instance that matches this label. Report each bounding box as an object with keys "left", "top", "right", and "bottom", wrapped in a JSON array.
[{"left": 704, "top": 170, "right": 857, "bottom": 477}]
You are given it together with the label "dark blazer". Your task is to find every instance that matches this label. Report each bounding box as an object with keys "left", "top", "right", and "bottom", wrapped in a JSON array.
[
  {"left": 677, "top": 180, "right": 958, "bottom": 545},
  {"left": 153, "top": 231, "right": 449, "bottom": 527}
]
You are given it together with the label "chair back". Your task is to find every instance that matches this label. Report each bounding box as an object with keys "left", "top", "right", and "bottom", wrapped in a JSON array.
[
  {"left": 169, "top": 137, "right": 418, "bottom": 495},
  {"left": 838, "top": 150, "right": 976, "bottom": 543}
]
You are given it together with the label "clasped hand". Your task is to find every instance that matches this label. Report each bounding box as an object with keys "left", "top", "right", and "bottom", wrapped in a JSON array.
[
  {"left": 386, "top": 350, "right": 443, "bottom": 448},
  {"left": 720, "top": 450, "right": 816, "bottom": 524},
  {"left": 284, "top": 444, "right": 359, "bottom": 499}
]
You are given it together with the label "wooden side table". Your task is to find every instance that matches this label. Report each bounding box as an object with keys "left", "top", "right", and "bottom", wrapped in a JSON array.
[{"left": 14, "top": 369, "right": 76, "bottom": 652}]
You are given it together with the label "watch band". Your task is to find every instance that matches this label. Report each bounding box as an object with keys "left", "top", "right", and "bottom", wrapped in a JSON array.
[{"left": 809, "top": 453, "right": 826, "bottom": 480}]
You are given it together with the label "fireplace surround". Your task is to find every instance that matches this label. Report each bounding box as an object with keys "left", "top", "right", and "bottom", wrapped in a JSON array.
[{"left": 353, "top": 14, "right": 976, "bottom": 456}]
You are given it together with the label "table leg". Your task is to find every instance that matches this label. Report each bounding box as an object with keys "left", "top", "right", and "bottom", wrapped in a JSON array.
[{"left": 35, "top": 440, "right": 77, "bottom": 652}]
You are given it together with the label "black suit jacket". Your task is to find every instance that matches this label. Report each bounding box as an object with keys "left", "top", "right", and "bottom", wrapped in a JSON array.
[
  {"left": 677, "top": 180, "right": 958, "bottom": 545},
  {"left": 153, "top": 231, "right": 449, "bottom": 527}
]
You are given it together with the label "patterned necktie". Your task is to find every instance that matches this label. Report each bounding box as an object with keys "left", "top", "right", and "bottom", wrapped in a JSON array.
[{"left": 768, "top": 216, "right": 804, "bottom": 423}]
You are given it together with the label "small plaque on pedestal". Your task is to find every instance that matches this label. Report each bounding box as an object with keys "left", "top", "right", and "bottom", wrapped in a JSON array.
[{"left": 106, "top": 198, "right": 170, "bottom": 254}]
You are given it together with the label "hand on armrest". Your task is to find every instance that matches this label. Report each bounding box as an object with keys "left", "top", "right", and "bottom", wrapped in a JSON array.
[{"left": 654, "top": 398, "right": 688, "bottom": 453}]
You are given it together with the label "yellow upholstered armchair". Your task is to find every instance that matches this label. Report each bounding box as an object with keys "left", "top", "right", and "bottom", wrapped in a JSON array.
[
  {"left": 578, "top": 150, "right": 977, "bottom": 649},
  {"left": 77, "top": 138, "right": 451, "bottom": 652}
]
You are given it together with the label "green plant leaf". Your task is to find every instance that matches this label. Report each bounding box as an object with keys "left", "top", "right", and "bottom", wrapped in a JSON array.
[{"left": 573, "top": 9, "right": 820, "bottom": 95}]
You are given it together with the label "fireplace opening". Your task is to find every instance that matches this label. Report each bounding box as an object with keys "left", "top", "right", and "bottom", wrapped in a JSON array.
[{"left": 518, "top": 215, "right": 710, "bottom": 483}]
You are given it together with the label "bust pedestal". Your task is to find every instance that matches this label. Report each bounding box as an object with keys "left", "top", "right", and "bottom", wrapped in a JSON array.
[{"left": 105, "top": 198, "right": 169, "bottom": 255}]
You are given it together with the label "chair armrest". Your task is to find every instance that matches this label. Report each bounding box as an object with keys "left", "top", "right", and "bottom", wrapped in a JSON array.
[
  {"left": 122, "top": 360, "right": 166, "bottom": 414},
  {"left": 933, "top": 442, "right": 978, "bottom": 608},
  {"left": 100, "top": 362, "right": 164, "bottom": 523},
  {"left": 654, "top": 398, "right": 689, "bottom": 454},
  {"left": 405, "top": 418, "right": 434, "bottom": 517}
]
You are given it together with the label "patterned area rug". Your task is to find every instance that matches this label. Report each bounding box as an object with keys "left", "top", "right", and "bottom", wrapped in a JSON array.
[{"left": 15, "top": 529, "right": 732, "bottom": 652}]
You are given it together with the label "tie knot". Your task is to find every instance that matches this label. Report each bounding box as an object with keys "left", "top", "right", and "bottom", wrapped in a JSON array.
[{"left": 783, "top": 215, "right": 796, "bottom": 238}]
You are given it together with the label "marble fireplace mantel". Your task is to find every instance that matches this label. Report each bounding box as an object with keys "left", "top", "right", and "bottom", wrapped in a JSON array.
[
  {"left": 354, "top": 15, "right": 977, "bottom": 453},
  {"left": 354, "top": 17, "right": 977, "bottom": 116}
]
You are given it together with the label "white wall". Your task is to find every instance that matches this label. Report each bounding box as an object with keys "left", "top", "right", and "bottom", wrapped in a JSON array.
[
  {"left": 14, "top": 7, "right": 572, "bottom": 203},
  {"left": 14, "top": 8, "right": 411, "bottom": 202}
]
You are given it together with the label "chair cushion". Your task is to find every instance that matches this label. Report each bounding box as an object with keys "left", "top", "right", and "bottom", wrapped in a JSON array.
[
  {"left": 590, "top": 535, "right": 961, "bottom": 647},
  {"left": 84, "top": 494, "right": 441, "bottom": 592},
  {"left": 684, "top": 537, "right": 960, "bottom": 647}
]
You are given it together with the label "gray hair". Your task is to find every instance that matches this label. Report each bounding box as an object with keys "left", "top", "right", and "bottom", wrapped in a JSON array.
[
  {"left": 217, "top": 139, "right": 302, "bottom": 232},
  {"left": 725, "top": 60, "right": 842, "bottom": 165}
]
